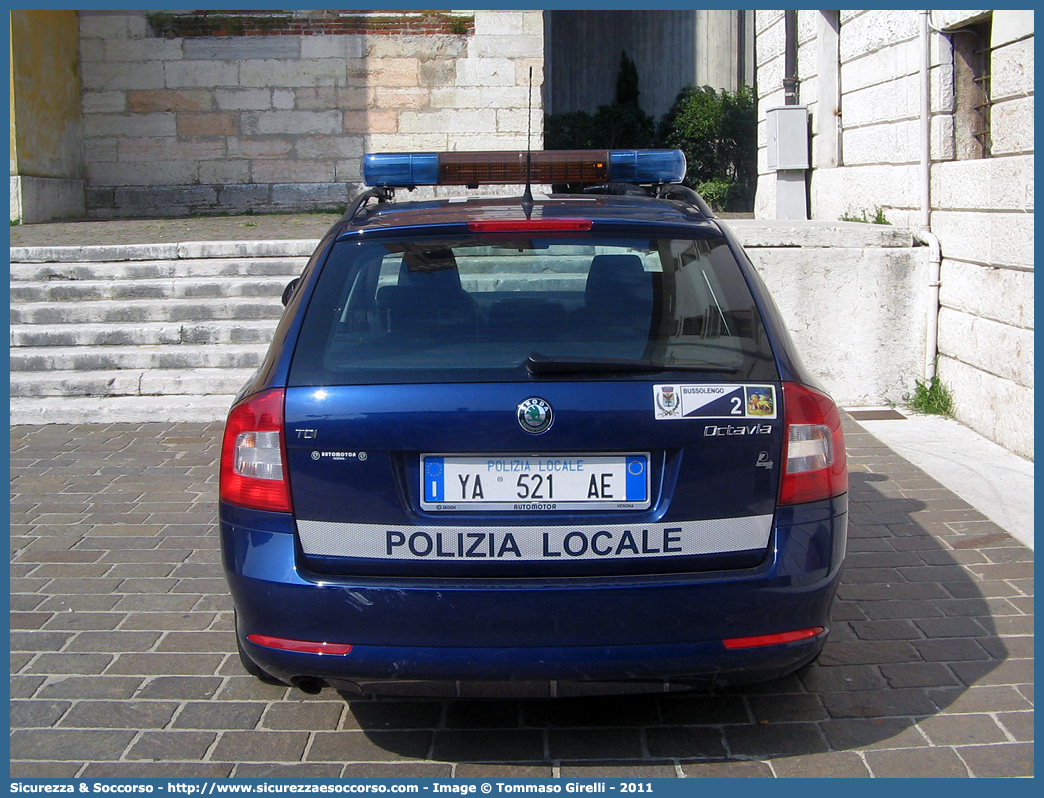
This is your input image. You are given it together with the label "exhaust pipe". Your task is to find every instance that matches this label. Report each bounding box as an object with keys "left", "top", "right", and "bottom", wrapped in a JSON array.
[{"left": 291, "top": 676, "right": 325, "bottom": 695}]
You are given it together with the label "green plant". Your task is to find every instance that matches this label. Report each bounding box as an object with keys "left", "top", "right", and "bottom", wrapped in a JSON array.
[
  {"left": 696, "top": 179, "right": 732, "bottom": 211},
  {"left": 659, "top": 85, "right": 756, "bottom": 211},
  {"left": 839, "top": 206, "right": 891, "bottom": 224},
  {"left": 448, "top": 17, "right": 469, "bottom": 35},
  {"left": 910, "top": 374, "right": 954, "bottom": 415},
  {"left": 11, "top": 218, "right": 21, "bottom": 226}
]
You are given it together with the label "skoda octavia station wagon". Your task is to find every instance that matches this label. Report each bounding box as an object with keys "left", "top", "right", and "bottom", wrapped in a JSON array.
[{"left": 220, "top": 149, "right": 848, "bottom": 695}]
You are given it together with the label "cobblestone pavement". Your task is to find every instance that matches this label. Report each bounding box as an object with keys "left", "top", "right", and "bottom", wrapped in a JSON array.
[{"left": 10, "top": 418, "right": 1034, "bottom": 778}]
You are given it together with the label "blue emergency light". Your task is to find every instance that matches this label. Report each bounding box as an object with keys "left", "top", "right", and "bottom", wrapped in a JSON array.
[{"left": 362, "top": 149, "right": 686, "bottom": 188}]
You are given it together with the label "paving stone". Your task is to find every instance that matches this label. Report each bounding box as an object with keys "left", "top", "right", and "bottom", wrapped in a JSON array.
[
  {"left": 445, "top": 699, "right": 522, "bottom": 729},
  {"left": 916, "top": 713, "right": 1008, "bottom": 746},
  {"left": 723, "top": 722, "right": 828, "bottom": 757},
  {"left": 28, "top": 653, "right": 114, "bottom": 674},
  {"left": 797, "top": 663, "right": 887, "bottom": 692},
  {"left": 680, "top": 760, "right": 773, "bottom": 777},
  {"left": 9, "top": 762, "right": 84, "bottom": 778},
  {"left": 878, "top": 662, "right": 960, "bottom": 688},
  {"left": 134, "top": 676, "right": 223, "bottom": 700},
  {"left": 308, "top": 730, "right": 433, "bottom": 762},
  {"left": 262, "top": 701, "right": 345, "bottom": 730},
  {"left": 644, "top": 726, "right": 727, "bottom": 759},
  {"left": 105, "top": 652, "right": 225, "bottom": 676},
  {"left": 211, "top": 731, "right": 309, "bottom": 762},
  {"left": 547, "top": 728, "right": 643, "bottom": 760},
  {"left": 455, "top": 764, "right": 552, "bottom": 778},
  {"left": 748, "top": 693, "right": 829, "bottom": 723},
  {"left": 949, "top": 657, "right": 1034, "bottom": 686},
  {"left": 37, "top": 676, "right": 143, "bottom": 700},
  {"left": 929, "top": 685, "right": 1035, "bottom": 713},
  {"left": 341, "top": 763, "right": 454, "bottom": 778},
  {"left": 559, "top": 762, "right": 678, "bottom": 778},
  {"left": 172, "top": 701, "right": 266, "bottom": 730},
  {"left": 432, "top": 729, "right": 546, "bottom": 762},
  {"left": 525, "top": 695, "right": 662, "bottom": 727},
  {"left": 820, "top": 687, "right": 937, "bottom": 719},
  {"left": 58, "top": 700, "right": 179, "bottom": 729},
  {"left": 864, "top": 746, "right": 969, "bottom": 777},
  {"left": 771, "top": 751, "right": 871, "bottom": 778},
  {"left": 10, "top": 729, "right": 137, "bottom": 761},
  {"left": 235, "top": 763, "right": 345, "bottom": 778},
  {"left": 10, "top": 675, "right": 48, "bottom": 698},
  {"left": 658, "top": 695, "right": 750, "bottom": 725},
  {"left": 10, "top": 700, "right": 72, "bottom": 728},
  {"left": 64, "top": 630, "right": 162, "bottom": 652},
  {"left": 127, "top": 731, "right": 217, "bottom": 761},
  {"left": 81, "top": 763, "right": 234, "bottom": 778},
  {"left": 995, "top": 711, "right": 1034, "bottom": 742},
  {"left": 346, "top": 699, "right": 443, "bottom": 730}
]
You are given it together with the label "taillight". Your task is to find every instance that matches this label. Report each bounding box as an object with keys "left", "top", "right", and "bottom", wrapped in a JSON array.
[
  {"left": 220, "top": 389, "right": 292, "bottom": 512},
  {"left": 723, "top": 626, "right": 825, "bottom": 649},
  {"left": 779, "top": 382, "right": 848, "bottom": 505}
]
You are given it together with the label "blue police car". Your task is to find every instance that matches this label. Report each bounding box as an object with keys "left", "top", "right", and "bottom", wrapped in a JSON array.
[{"left": 219, "top": 149, "right": 848, "bottom": 695}]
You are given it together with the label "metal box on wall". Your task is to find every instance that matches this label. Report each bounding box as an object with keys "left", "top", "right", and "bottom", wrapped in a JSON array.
[{"left": 766, "top": 105, "right": 810, "bottom": 171}]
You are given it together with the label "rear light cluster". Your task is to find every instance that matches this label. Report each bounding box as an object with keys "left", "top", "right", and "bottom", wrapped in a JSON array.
[
  {"left": 778, "top": 382, "right": 848, "bottom": 506},
  {"left": 220, "top": 389, "right": 292, "bottom": 513}
]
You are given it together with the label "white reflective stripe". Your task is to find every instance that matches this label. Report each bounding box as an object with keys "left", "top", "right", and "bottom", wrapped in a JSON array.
[{"left": 296, "top": 516, "right": 773, "bottom": 561}]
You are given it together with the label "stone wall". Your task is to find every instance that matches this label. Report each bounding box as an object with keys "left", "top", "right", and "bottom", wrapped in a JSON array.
[
  {"left": 753, "top": 9, "right": 1034, "bottom": 460},
  {"left": 77, "top": 10, "right": 543, "bottom": 218},
  {"left": 10, "top": 10, "right": 86, "bottom": 223}
]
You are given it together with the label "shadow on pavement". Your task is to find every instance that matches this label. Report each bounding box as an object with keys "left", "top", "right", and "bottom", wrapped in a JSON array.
[{"left": 341, "top": 420, "right": 1031, "bottom": 777}]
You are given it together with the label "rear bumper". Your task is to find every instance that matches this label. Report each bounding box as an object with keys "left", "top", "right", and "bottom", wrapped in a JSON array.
[{"left": 221, "top": 496, "right": 846, "bottom": 686}]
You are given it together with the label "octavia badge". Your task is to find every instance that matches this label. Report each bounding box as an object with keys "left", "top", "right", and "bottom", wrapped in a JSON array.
[{"left": 517, "top": 397, "right": 553, "bottom": 434}]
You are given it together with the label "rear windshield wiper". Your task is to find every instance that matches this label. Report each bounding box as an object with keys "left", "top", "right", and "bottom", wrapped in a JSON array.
[{"left": 526, "top": 353, "right": 739, "bottom": 376}]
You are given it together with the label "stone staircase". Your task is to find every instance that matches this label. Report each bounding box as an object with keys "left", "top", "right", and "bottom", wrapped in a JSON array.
[{"left": 9, "top": 241, "right": 315, "bottom": 425}]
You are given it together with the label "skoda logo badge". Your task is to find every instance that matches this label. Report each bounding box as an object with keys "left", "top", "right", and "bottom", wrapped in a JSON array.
[{"left": 517, "top": 397, "right": 553, "bottom": 434}]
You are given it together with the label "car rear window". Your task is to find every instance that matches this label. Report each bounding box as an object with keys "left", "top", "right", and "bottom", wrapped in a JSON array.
[{"left": 288, "top": 234, "right": 779, "bottom": 385}]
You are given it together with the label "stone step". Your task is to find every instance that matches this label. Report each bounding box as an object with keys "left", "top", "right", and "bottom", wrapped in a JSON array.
[
  {"left": 11, "top": 344, "right": 268, "bottom": 372},
  {"left": 11, "top": 297, "right": 284, "bottom": 325},
  {"left": 10, "top": 394, "right": 237, "bottom": 426},
  {"left": 10, "top": 367, "right": 256, "bottom": 398},
  {"left": 10, "top": 256, "right": 308, "bottom": 282},
  {"left": 10, "top": 275, "right": 294, "bottom": 302},
  {"left": 9, "top": 239, "right": 320, "bottom": 264},
  {"left": 11, "top": 319, "right": 279, "bottom": 347}
]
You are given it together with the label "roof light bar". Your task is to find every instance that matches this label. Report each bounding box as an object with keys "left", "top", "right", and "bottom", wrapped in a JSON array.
[{"left": 363, "top": 149, "right": 686, "bottom": 188}]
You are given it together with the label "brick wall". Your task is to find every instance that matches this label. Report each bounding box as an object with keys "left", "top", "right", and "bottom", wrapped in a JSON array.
[{"left": 78, "top": 10, "right": 544, "bottom": 217}]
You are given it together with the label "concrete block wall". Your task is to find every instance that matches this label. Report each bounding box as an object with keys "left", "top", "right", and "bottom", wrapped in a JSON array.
[
  {"left": 78, "top": 10, "right": 544, "bottom": 218},
  {"left": 753, "top": 9, "right": 1034, "bottom": 460}
]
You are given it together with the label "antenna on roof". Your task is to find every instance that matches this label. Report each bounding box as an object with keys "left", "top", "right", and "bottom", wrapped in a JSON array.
[{"left": 521, "top": 67, "right": 534, "bottom": 217}]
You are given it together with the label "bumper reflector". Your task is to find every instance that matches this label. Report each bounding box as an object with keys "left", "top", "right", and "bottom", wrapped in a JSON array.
[
  {"left": 247, "top": 634, "right": 353, "bottom": 656},
  {"left": 723, "top": 626, "right": 825, "bottom": 650}
]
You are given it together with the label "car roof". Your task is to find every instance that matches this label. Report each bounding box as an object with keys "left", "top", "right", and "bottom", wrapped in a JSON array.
[{"left": 332, "top": 192, "right": 722, "bottom": 240}]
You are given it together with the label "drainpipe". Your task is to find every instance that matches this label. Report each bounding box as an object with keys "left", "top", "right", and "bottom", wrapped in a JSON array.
[
  {"left": 783, "top": 10, "right": 799, "bottom": 104},
  {"left": 918, "top": 10, "right": 942, "bottom": 381}
]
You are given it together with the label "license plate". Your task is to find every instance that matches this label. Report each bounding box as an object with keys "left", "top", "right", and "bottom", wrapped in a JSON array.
[{"left": 421, "top": 454, "right": 651, "bottom": 512}]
